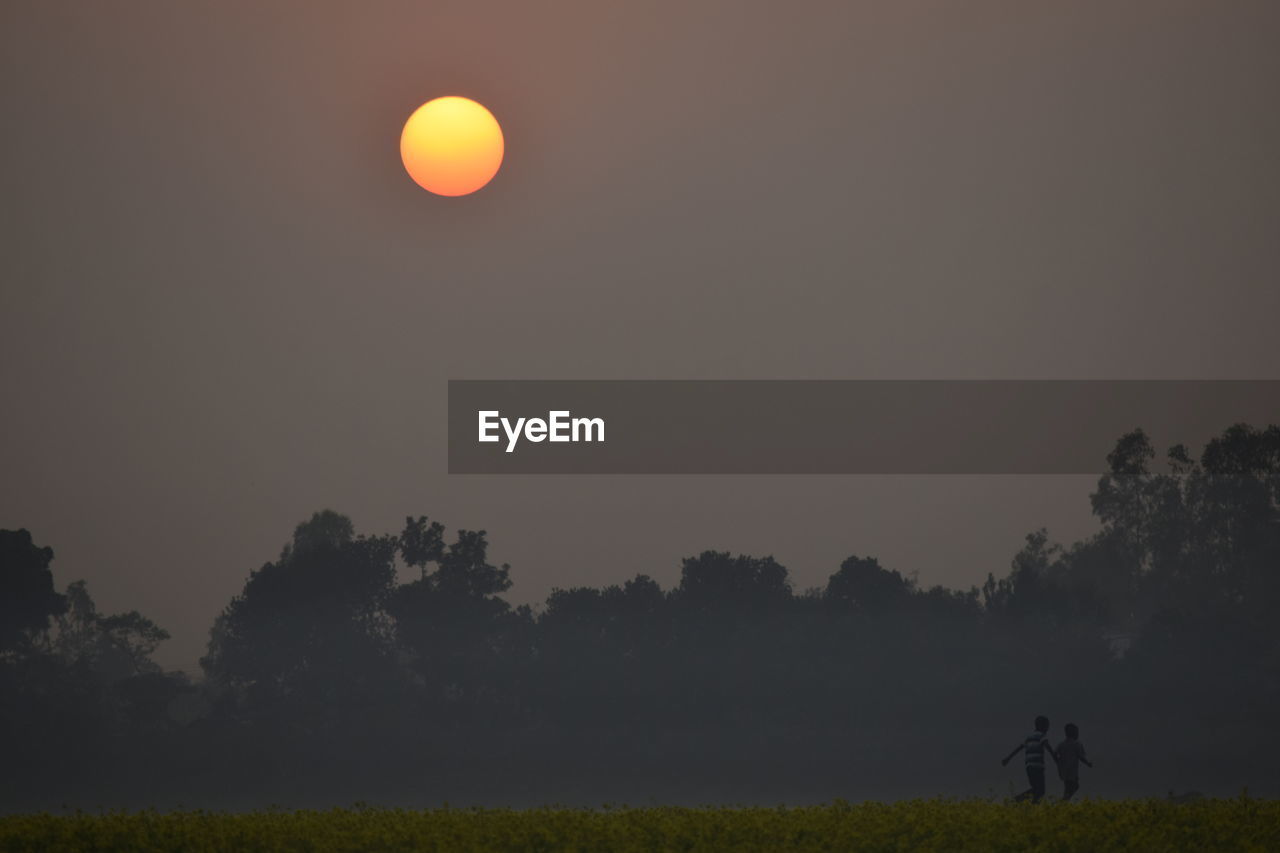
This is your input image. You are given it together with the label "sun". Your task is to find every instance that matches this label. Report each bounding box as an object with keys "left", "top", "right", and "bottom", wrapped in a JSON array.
[{"left": 399, "top": 96, "right": 504, "bottom": 197}]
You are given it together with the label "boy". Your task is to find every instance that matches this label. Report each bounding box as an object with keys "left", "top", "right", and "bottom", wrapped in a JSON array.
[
  {"left": 1056, "top": 722, "right": 1093, "bottom": 800},
  {"left": 1001, "top": 715, "right": 1057, "bottom": 802}
]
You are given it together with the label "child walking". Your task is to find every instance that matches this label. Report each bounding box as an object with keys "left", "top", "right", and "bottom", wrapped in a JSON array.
[
  {"left": 1056, "top": 722, "right": 1093, "bottom": 800},
  {"left": 1001, "top": 715, "right": 1057, "bottom": 802}
]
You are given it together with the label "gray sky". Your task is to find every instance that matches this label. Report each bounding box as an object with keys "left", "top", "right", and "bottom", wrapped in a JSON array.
[{"left": 3, "top": 0, "right": 1278, "bottom": 669}]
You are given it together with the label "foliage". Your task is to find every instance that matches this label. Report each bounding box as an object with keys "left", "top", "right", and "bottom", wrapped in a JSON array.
[
  {"left": 0, "top": 529, "right": 65, "bottom": 652},
  {"left": 2, "top": 799, "right": 1279, "bottom": 852},
  {"left": 199, "top": 511, "right": 401, "bottom": 720},
  {"left": 2, "top": 423, "right": 1279, "bottom": 808}
]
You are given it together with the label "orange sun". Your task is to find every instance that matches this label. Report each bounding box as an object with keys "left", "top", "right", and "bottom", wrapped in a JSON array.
[{"left": 399, "top": 96, "right": 504, "bottom": 197}]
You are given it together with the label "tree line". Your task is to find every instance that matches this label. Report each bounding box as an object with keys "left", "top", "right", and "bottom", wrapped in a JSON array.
[{"left": 2, "top": 424, "right": 1278, "bottom": 808}]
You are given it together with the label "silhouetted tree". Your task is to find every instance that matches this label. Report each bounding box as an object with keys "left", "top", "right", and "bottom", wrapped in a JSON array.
[
  {"left": 0, "top": 529, "right": 66, "bottom": 653},
  {"left": 676, "top": 551, "right": 791, "bottom": 612},
  {"left": 825, "top": 555, "right": 914, "bottom": 613},
  {"left": 51, "top": 580, "right": 170, "bottom": 681},
  {"left": 5, "top": 421, "right": 1280, "bottom": 809},
  {"left": 201, "top": 510, "right": 400, "bottom": 724},
  {"left": 387, "top": 519, "right": 527, "bottom": 714}
]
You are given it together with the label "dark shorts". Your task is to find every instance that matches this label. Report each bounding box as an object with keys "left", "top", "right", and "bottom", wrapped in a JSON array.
[
  {"left": 1026, "top": 766, "right": 1046, "bottom": 801},
  {"left": 1063, "top": 777, "right": 1080, "bottom": 800}
]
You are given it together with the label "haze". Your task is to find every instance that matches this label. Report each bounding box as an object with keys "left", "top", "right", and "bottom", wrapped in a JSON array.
[{"left": 2, "top": 0, "right": 1278, "bottom": 672}]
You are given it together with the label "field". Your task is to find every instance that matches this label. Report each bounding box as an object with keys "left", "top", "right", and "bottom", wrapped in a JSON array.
[{"left": 2, "top": 799, "right": 1277, "bottom": 852}]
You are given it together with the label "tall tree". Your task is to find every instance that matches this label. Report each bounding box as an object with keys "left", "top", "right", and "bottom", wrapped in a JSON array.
[
  {"left": 201, "top": 510, "right": 399, "bottom": 722},
  {"left": 388, "top": 519, "right": 524, "bottom": 709},
  {"left": 0, "top": 529, "right": 66, "bottom": 653},
  {"left": 676, "top": 551, "right": 791, "bottom": 612},
  {"left": 825, "top": 555, "right": 914, "bottom": 614}
]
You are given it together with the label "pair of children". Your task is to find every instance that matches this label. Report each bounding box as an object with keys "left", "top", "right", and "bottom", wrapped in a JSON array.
[{"left": 1000, "top": 715, "right": 1093, "bottom": 802}]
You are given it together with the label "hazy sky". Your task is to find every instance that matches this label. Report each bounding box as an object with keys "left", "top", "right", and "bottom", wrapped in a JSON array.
[{"left": 3, "top": 1, "right": 1278, "bottom": 669}]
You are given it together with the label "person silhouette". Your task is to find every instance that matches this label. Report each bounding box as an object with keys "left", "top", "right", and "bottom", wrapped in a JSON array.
[
  {"left": 1056, "top": 722, "right": 1093, "bottom": 800},
  {"left": 1001, "top": 715, "right": 1058, "bottom": 802}
]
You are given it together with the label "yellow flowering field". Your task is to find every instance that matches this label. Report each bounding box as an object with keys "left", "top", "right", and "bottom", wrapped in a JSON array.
[{"left": 2, "top": 798, "right": 1277, "bottom": 852}]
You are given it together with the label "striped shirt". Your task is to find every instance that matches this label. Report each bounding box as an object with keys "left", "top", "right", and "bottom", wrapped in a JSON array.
[{"left": 1024, "top": 731, "right": 1050, "bottom": 768}]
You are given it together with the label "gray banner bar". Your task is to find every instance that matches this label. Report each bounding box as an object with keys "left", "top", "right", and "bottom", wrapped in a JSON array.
[{"left": 447, "top": 380, "right": 1279, "bottom": 474}]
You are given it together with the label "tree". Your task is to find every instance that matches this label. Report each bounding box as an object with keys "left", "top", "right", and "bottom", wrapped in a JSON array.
[
  {"left": 676, "top": 551, "right": 791, "bottom": 612},
  {"left": 1083, "top": 424, "right": 1280, "bottom": 627},
  {"left": 52, "top": 580, "right": 170, "bottom": 681},
  {"left": 387, "top": 519, "right": 523, "bottom": 709},
  {"left": 539, "top": 575, "right": 668, "bottom": 671},
  {"left": 0, "top": 529, "right": 66, "bottom": 653},
  {"left": 825, "top": 555, "right": 914, "bottom": 613},
  {"left": 201, "top": 510, "right": 399, "bottom": 719}
]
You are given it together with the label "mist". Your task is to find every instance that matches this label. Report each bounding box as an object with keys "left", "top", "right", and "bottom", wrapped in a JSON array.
[{"left": 3, "top": 424, "right": 1277, "bottom": 811}]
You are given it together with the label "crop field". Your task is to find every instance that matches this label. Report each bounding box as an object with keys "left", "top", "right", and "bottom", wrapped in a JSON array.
[{"left": 2, "top": 798, "right": 1278, "bottom": 852}]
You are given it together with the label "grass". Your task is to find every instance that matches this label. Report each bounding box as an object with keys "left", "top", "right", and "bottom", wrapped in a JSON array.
[{"left": 2, "top": 797, "right": 1278, "bottom": 852}]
